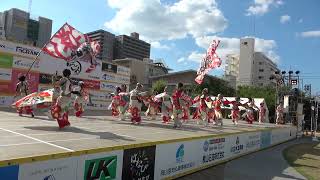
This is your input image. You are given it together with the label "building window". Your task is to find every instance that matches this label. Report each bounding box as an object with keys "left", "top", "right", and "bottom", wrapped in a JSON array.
[
  {"left": 259, "top": 62, "right": 263, "bottom": 65},
  {"left": 258, "top": 76, "right": 264, "bottom": 79},
  {"left": 259, "top": 69, "right": 264, "bottom": 72},
  {"left": 259, "top": 83, "right": 264, "bottom": 86}
]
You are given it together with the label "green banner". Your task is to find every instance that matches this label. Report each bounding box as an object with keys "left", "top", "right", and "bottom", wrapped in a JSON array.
[
  {"left": 84, "top": 156, "right": 117, "bottom": 180},
  {"left": 0, "top": 53, "right": 13, "bottom": 69}
]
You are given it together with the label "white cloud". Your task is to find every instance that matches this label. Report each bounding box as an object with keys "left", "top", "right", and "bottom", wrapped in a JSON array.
[
  {"left": 177, "top": 57, "right": 185, "bottom": 63},
  {"left": 300, "top": 30, "right": 320, "bottom": 38},
  {"left": 280, "top": 15, "right": 291, "bottom": 24},
  {"left": 298, "top": 18, "right": 303, "bottom": 23},
  {"left": 105, "top": 0, "right": 227, "bottom": 41},
  {"left": 246, "top": 0, "right": 283, "bottom": 16},
  {"left": 151, "top": 41, "right": 170, "bottom": 50},
  {"left": 192, "top": 36, "right": 279, "bottom": 63},
  {"left": 187, "top": 52, "right": 204, "bottom": 62}
]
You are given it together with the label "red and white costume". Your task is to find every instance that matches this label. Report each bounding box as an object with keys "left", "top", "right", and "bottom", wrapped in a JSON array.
[
  {"left": 51, "top": 77, "right": 72, "bottom": 129},
  {"left": 145, "top": 96, "right": 159, "bottom": 120},
  {"left": 155, "top": 91, "right": 172, "bottom": 123},
  {"left": 213, "top": 97, "right": 228, "bottom": 126},
  {"left": 259, "top": 103, "right": 267, "bottom": 123},
  {"left": 276, "top": 104, "right": 284, "bottom": 124},
  {"left": 129, "top": 86, "right": 146, "bottom": 124},
  {"left": 15, "top": 81, "right": 34, "bottom": 117},
  {"left": 172, "top": 89, "right": 184, "bottom": 128},
  {"left": 244, "top": 101, "right": 258, "bottom": 124},
  {"left": 193, "top": 94, "right": 212, "bottom": 126},
  {"left": 227, "top": 100, "right": 242, "bottom": 125},
  {"left": 73, "top": 84, "right": 88, "bottom": 117}
]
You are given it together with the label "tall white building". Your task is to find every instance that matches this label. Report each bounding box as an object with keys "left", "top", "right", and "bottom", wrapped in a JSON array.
[{"left": 225, "top": 38, "right": 279, "bottom": 87}]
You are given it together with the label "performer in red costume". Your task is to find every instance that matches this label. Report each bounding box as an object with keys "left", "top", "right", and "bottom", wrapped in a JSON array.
[
  {"left": 181, "top": 90, "right": 192, "bottom": 123},
  {"left": 145, "top": 91, "right": 159, "bottom": 120},
  {"left": 171, "top": 83, "right": 185, "bottom": 128},
  {"left": 193, "top": 88, "right": 212, "bottom": 126},
  {"left": 14, "top": 75, "right": 34, "bottom": 117},
  {"left": 51, "top": 69, "right": 73, "bottom": 129},
  {"left": 73, "top": 81, "right": 88, "bottom": 117},
  {"left": 129, "top": 83, "right": 147, "bottom": 124},
  {"left": 154, "top": 86, "right": 172, "bottom": 124},
  {"left": 213, "top": 94, "right": 228, "bottom": 126},
  {"left": 228, "top": 97, "right": 243, "bottom": 125},
  {"left": 243, "top": 98, "right": 259, "bottom": 124},
  {"left": 259, "top": 102, "right": 267, "bottom": 123}
]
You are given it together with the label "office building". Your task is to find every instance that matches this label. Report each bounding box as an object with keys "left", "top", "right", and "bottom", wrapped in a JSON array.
[
  {"left": 86, "top": 29, "right": 115, "bottom": 62},
  {"left": 0, "top": 8, "right": 52, "bottom": 47},
  {"left": 114, "top": 32, "right": 150, "bottom": 60}
]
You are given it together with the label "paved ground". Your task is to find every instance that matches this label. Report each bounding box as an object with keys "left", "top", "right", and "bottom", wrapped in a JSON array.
[
  {"left": 0, "top": 110, "right": 287, "bottom": 162},
  {"left": 179, "top": 138, "right": 313, "bottom": 180}
]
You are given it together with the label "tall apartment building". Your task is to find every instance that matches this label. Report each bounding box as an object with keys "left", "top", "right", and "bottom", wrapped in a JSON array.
[
  {"left": 224, "top": 54, "right": 239, "bottom": 89},
  {"left": 225, "top": 38, "right": 279, "bottom": 87},
  {"left": 0, "top": 8, "right": 52, "bottom": 47},
  {"left": 86, "top": 30, "right": 115, "bottom": 62},
  {"left": 0, "top": 12, "right": 6, "bottom": 39},
  {"left": 114, "top": 32, "right": 150, "bottom": 60}
]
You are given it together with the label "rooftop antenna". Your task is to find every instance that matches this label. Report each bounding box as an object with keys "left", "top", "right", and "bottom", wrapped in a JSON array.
[{"left": 28, "top": 0, "right": 32, "bottom": 14}]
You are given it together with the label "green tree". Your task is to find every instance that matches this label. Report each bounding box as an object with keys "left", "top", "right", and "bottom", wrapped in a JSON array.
[
  {"left": 151, "top": 80, "right": 167, "bottom": 94},
  {"left": 191, "top": 78, "right": 236, "bottom": 98}
]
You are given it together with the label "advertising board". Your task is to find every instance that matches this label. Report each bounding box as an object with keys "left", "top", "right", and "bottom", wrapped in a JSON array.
[
  {"left": 18, "top": 157, "right": 78, "bottom": 180},
  {"left": 76, "top": 150, "right": 123, "bottom": 180},
  {"left": 122, "top": 145, "right": 156, "bottom": 180},
  {"left": 154, "top": 140, "right": 201, "bottom": 179}
]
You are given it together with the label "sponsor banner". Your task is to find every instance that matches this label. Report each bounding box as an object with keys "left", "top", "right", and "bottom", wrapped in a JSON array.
[
  {"left": 0, "top": 52, "right": 13, "bottom": 68},
  {"left": 83, "top": 79, "right": 100, "bottom": 90},
  {"left": 245, "top": 132, "right": 261, "bottom": 152},
  {"left": 0, "top": 96, "right": 14, "bottom": 106},
  {"left": 11, "top": 69, "right": 39, "bottom": 93},
  {"left": 0, "top": 40, "right": 40, "bottom": 58},
  {"left": 116, "top": 74, "right": 130, "bottom": 84},
  {"left": 12, "top": 56, "right": 40, "bottom": 71},
  {"left": 100, "top": 82, "right": 119, "bottom": 92},
  {"left": 39, "top": 54, "right": 102, "bottom": 81},
  {"left": 101, "top": 72, "right": 116, "bottom": 82},
  {"left": 88, "top": 90, "right": 112, "bottom": 102},
  {"left": 0, "top": 68, "right": 12, "bottom": 81},
  {"left": 0, "top": 81, "right": 12, "bottom": 94},
  {"left": 227, "top": 134, "right": 247, "bottom": 157},
  {"left": 271, "top": 128, "right": 294, "bottom": 145},
  {"left": 200, "top": 137, "right": 227, "bottom": 166},
  {"left": 77, "top": 150, "right": 123, "bottom": 180},
  {"left": 86, "top": 101, "right": 111, "bottom": 110},
  {"left": 260, "top": 131, "right": 271, "bottom": 149},
  {"left": 122, "top": 145, "right": 156, "bottom": 180},
  {"left": 117, "top": 65, "right": 130, "bottom": 76},
  {"left": 0, "top": 165, "right": 19, "bottom": 180},
  {"left": 18, "top": 157, "right": 77, "bottom": 180},
  {"left": 102, "top": 62, "right": 117, "bottom": 73},
  {"left": 154, "top": 140, "right": 201, "bottom": 179}
]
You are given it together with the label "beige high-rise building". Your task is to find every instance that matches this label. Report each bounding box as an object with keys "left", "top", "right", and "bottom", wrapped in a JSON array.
[{"left": 225, "top": 38, "right": 279, "bottom": 88}]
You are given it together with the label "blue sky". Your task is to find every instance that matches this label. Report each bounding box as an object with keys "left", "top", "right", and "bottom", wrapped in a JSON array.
[{"left": 1, "top": 0, "right": 320, "bottom": 94}]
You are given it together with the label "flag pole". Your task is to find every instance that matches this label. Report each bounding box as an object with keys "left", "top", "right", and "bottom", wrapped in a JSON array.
[{"left": 25, "top": 23, "right": 67, "bottom": 76}]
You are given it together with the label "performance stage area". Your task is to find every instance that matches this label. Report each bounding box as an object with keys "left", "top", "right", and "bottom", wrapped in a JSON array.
[{"left": 0, "top": 110, "right": 297, "bottom": 180}]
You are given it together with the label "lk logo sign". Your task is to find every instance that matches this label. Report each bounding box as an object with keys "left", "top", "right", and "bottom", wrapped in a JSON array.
[{"left": 84, "top": 156, "right": 117, "bottom": 180}]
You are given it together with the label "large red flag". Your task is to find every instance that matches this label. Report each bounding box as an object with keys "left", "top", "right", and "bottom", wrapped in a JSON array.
[
  {"left": 195, "top": 40, "right": 221, "bottom": 84},
  {"left": 42, "top": 23, "right": 100, "bottom": 61}
]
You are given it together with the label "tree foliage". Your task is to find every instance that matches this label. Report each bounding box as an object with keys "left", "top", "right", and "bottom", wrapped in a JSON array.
[
  {"left": 191, "top": 78, "right": 236, "bottom": 98},
  {"left": 151, "top": 80, "right": 167, "bottom": 94}
]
